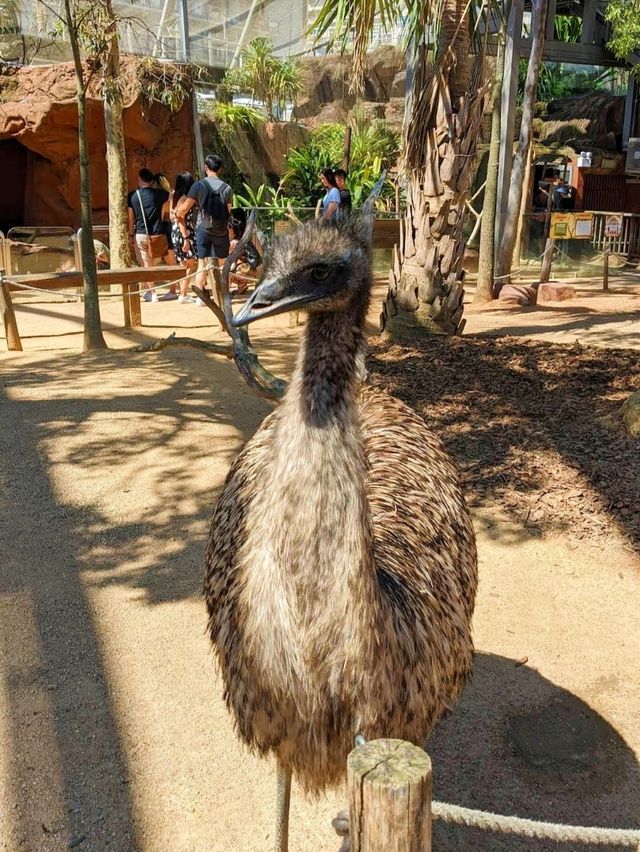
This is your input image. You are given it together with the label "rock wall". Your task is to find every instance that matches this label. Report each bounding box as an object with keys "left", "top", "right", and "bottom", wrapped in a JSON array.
[
  {"left": 294, "top": 46, "right": 406, "bottom": 129},
  {"left": 0, "top": 58, "right": 194, "bottom": 230},
  {"left": 201, "top": 118, "right": 309, "bottom": 192}
]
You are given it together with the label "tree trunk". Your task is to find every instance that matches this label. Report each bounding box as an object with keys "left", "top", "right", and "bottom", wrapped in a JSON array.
[
  {"left": 512, "top": 143, "right": 534, "bottom": 266},
  {"left": 65, "top": 0, "right": 107, "bottom": 351},
  {"left": 474, "top": 35, "right": 505, "bottom": 304},
  {"left": 494, "top": 0, "right": 548, "bottom": 291},
  {"left": 381, "top": 2, "right": 489, "bottom": 339},
  {"left": 103, "top": 0, "right": 132, "bottom": 269}
]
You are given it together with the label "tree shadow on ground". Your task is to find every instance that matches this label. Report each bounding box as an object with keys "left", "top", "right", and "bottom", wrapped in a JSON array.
[
  {"left": 368, "top": 336, "right": 640, "bottom": 551},
  {"left": 0, "top": 376, "right": 137, "bottom": 850},
  {"left": 429, "top": 653, "right": 640, "bottom": 851},
  {"left": 0, "top": 338, "right": 302, "bottom": 848}
]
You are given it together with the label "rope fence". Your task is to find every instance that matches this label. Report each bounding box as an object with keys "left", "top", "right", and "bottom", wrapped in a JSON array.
[
  {"left": 6, "top": 269, "right": 199, "bottom": 300},
  {"left": 432, "top": 801, "right": 640, "bottom": 847},
  {"left": 345, "top": 739, "right": 640, "bottom": 851}
]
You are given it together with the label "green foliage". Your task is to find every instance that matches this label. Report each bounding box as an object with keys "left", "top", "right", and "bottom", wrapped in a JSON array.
[
  {"left": 553, "top": 15, "right": 581, "bottom": 43},
  {"left": 234, "top": 183, "right": 291, "bottom": 211},
  {"left": 208, "top": 101, "right": 263, "bottom": 138},
  {"left": 221, "top": 37, "right": 302, "bottom": 121},
  {"left": 138, "top": 58, "right": 204, "bottom": 113},
  {"left": 281, "top": 118, "right": 399, "bottom": 207},
  {"left": 233, "top": 183, "right": 300, "bottom": 237},
  {"left": 517, "top": 60, "right": 627, "bottom": 105},
  {"left": 606, "top": 0, "right": 640, "bottom": 65}
]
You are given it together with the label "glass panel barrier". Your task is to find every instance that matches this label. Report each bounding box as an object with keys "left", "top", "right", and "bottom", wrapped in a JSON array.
[{"left": 6, "top": 226, "right": 76, "bottom": 276}]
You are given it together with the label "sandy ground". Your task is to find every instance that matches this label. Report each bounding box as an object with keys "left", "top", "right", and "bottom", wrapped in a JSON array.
[{"left": 0, "top": 278, "right": 639, "bottom": 851}]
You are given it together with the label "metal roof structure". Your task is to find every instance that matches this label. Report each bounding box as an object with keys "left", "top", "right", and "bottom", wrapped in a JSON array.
[{"left": 2, "top": 0, "right": 315, "bottom": 67}]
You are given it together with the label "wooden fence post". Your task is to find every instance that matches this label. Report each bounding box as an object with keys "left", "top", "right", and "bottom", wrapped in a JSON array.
[
  {"left": 123, "top": 284, "right": 142, "bottom": 328},
  {"left": 0, "top": 271, "right": 23, "bottom": 352},
  {"left": 347, "top": 738, "right": 432, "bottom": 852},
  {"left": 539, "top": 237, "right": 555, "bottom": 284}
]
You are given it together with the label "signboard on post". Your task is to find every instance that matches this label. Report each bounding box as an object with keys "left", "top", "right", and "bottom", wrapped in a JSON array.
[
  {"left": 604, "top": 214, "right": 623, "bottom": 239},
  {"left": 574, "top": 214, "right": 594, "bottom": 239},
  {"left": 550, "top": 212, "right": 594, "bottom": 240},
  {"left": 550, "top": 213, "right": 572, "bottom": 239}
]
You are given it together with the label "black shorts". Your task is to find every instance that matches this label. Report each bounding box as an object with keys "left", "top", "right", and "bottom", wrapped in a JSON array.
[{"left": 196, "top": 226, "right": 230, "bottom": 260}]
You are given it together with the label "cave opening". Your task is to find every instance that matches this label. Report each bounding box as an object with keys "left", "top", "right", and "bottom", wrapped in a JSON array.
[{"left": 0, "top": 139, "right": 29, "bottom": 234}]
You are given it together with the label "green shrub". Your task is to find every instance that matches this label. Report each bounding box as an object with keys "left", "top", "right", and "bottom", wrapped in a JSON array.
[{"left": 281, "top": 118, "right": 399, "bottom": 207}]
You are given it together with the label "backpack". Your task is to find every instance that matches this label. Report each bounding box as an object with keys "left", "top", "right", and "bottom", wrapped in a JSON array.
[{"left": 202, "top": 178, "right": 230, "bottom": 237}]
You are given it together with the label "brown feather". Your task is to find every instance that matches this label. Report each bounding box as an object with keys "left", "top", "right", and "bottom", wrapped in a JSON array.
[{"left": 203, "top": 217, "right": 478, "bottom": 794}]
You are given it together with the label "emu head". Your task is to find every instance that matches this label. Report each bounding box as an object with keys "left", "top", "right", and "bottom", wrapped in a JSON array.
[{"left": 233, "top": 214, "right": 375, "bottom": 327}]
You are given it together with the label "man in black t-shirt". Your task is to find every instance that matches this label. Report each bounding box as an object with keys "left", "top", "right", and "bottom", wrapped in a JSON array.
[
  {"left": 334, "top": 168, "right": 352, "bottom": 213},
  {"left": 127, "top": 168, "right": 169, "bottom": 300},
  {"left": 175, "top": 153, "right": 233, "bottom": 302}
]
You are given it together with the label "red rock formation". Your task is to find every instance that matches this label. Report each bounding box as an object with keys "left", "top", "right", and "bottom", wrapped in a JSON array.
[{"left": 0, "top": 58, "right": 194, "bottom": 230}]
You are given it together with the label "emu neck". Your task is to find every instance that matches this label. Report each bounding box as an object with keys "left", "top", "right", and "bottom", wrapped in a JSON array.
[
  {"left": 242, "top": 303, "right": 375, "bottom": 685},
  {"left": 269, "top": 304, "right": 372, "bottom": 582},
  {"left": 293, "top": 308, "right": 365, "bottom": 427}
]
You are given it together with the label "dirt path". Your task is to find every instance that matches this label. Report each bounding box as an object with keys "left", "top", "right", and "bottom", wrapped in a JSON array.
[{"left": 0, "top": 286, "right": 639, "bottom": 851}]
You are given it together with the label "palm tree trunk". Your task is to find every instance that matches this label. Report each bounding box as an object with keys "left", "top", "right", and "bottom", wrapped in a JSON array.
[
  {"left": 474, "top": 35, "right": 505, "bottom": 304},
  {"left": 495, "top": 0, "right": 548, "bottom": 291},
  {"left": 64, "top": 0, "right": 107, "bottom": 351},
  {"left": 381, "top": 1, "right": 489, "bottom": 339},
  {"left": 103, "top": 0, "right": 132, "bottom": 269}
]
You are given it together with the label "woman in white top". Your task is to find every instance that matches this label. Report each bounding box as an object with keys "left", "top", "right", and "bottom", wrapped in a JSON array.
[{"left": 319, "top": 168, "right": 341, "bottom": 220}]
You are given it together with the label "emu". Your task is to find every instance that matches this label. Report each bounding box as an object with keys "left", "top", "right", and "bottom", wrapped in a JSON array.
[{"left": 204, "top": 211, "right": 478, "bottom": 851}]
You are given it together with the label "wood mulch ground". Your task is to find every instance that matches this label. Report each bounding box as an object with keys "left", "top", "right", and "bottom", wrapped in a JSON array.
[{"left": 368, "top": 336, "right": 640, "bottom": 549}]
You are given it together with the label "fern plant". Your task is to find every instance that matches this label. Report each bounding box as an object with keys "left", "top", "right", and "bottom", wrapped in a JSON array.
[
  {"left": 210, "top": 102, "right": 264, "bottom": 138},
  {"left": 281, "top": 119, "right": 399, "bottom": 207},
  {"left": 220, "top": 37, "right": 302, "bottom": 120}
]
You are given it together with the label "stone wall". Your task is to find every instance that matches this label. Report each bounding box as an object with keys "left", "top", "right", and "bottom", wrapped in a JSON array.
[
  {"left": 294, "top": 45, "right": 406, "bottom": 129},
  {"left": 0, "top": 58, "right": 194, "bottom": 230}
]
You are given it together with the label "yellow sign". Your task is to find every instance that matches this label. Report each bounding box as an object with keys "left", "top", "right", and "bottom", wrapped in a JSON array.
[{"left": 550, "top": 211, "right": 593, "bottom": 240}]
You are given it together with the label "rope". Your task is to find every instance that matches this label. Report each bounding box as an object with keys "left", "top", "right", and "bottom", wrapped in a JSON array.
[
  {"left": 432, "top": 801, "right": 640, "bottom": 846},
  {"left": 491, "top": 248, "right": 549, "bottom": 281},
  {"left": 6, "top": 268, "right": 199, "bottom": 300},
  {"left": 554, "top": 245, "right": 640, "bottom": 270}
]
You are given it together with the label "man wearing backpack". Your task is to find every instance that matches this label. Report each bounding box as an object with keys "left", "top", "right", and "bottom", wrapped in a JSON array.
[{"left": 175, "top": 153, "right": 233, "bottom": 303}]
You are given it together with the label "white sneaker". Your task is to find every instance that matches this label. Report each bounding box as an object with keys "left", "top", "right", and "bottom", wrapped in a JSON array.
[
  {"left": 142, "top": 291, "right": 153, "bottom": 302},
  {"left": 177, "top": 295, "right": 194, "bottom": 304},
  {"left": 195, "top": 297, "right": 206, "bottom": 307}
]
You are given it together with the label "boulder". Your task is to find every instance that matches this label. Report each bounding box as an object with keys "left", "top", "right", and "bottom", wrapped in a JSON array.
[
  {"left": 354, "top": 102, "right": 387, "bottom": 122},
  {"left": 498, "top": 284, "right": 538, "bottom": 306},
  {"left": 538, "top": 283, "right": 576, "bottom": 302},
  {"left": 390, "top": 71, "right": 406, "bottom": 99},
  {"left": 294, "top": 46, "right": 404, "bottom": 124},
  {"left": 621, "top": 391, "right": 640, "bottom": 437},
  {"left": 385, "top": 97, "right": 406, "bottom": 129}
]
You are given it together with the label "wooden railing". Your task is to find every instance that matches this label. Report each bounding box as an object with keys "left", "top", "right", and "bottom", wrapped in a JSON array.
[{"left": 590, "top": 211, "right": 640, "bottom": 259}]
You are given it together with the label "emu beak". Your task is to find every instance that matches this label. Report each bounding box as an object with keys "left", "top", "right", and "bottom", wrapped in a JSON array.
[{"left": 233, "top": 277, "right": 316, "bottom": 327}]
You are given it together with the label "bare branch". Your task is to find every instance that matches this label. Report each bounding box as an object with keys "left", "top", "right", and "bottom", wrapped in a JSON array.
[
  {"left": 216, "top": 212, "right": 287, "bottom": 402},
  {"left": 131, "top": 332, "right": 233, "bottom": 356},
  {"left": 190, "top": 284, "right": 229, "bottom": 332}
]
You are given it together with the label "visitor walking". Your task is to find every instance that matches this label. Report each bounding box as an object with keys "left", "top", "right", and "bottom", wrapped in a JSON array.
[
  {"left": 175, "top": 154, "right": 233, "bottom": 306},
  {"left": 334, "top": 168, "right": 352, "bottom": 213},
  {"left": 170, "top": 171, "right": 198, "bottom": 303},
  {"left": 318, "top": 168, "right": 341, "bottom": 221},
  {"left": 127, "top": 168, "right": 170, "bottom": 302},
  {"left": 154, "top": 173, "right": 177, "bottom": 267}
]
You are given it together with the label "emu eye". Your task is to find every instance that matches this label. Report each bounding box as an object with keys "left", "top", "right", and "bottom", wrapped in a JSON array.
[{"left": 312, "top": 266, "right": 331, "bottom": 282}]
